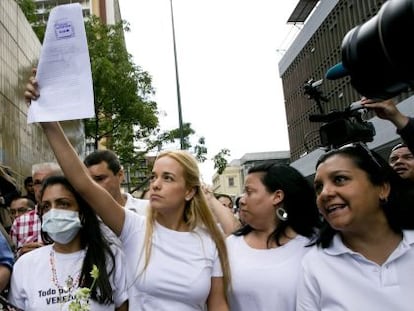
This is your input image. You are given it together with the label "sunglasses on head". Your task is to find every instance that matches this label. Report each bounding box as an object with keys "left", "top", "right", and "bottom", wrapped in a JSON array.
[{"left": 336, "top": 142, "right": 382, "bottom": 169}]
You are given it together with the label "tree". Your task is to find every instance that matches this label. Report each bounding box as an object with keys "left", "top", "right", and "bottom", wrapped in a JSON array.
[
  {"left": 84, "top": 18, "right": 208, "bottom": 168},
  {"left": 137, "top": 122, "right": 207, "bottom": 161},
  {"left": 213, "top": 148, "right": 231, "bottom": 175},
  {"left": 84, "top": 17, "right": 159, "bottom": 164},
  {"left": 17, "top": 0, "right": 47, "bottom": 41},
  {"left": 19, "top": 7, "right": 208, "bottom": 187},
  {"left": 17, "top": 0, "right": 36, "bottom": 22},
  {"left": 194, "top": 137, "right": 207, "bottom": 163}
]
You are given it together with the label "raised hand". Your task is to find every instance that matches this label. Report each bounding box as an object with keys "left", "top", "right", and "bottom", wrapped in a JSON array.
[{"left": 24, "top": 68, "right": 39, "bottom": 105}]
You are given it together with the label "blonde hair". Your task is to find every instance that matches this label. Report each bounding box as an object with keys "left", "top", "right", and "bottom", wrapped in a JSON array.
[{"left": 142, "top": 150, "right": 231, "bottom": 296}]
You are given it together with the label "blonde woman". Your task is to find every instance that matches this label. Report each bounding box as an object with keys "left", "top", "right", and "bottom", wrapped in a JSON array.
[{"left": 24, "top": 75, "right": 230, "bottom": 311}]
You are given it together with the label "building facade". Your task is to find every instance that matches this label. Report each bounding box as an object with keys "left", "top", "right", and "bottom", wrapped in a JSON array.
[
  {"left": 0, "top": 0, "right": 55, "bottom": 185},
  {"left": 33, "top": 0, "right": 121, "bottom": 24},
  {"left": 212, "top": 163, "right": 244, "bottom": 198},
  {"left": 212, "top": 150, "right": 290, "bottom": 197},
  {"left": 279, "top": 0, "right": 414, "bottom": 177},
  {"left": 0, "top": 0, "right": 123, "bottom": 188}
]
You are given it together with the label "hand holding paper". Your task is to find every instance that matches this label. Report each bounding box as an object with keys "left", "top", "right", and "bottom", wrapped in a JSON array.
[{"left": 28, "top": 3, "right": 95, "bottom": 123}]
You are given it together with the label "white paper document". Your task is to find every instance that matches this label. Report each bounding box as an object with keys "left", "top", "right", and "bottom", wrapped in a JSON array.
[{"left": 28, "top": 3, "right": 95, "bottom": 123}]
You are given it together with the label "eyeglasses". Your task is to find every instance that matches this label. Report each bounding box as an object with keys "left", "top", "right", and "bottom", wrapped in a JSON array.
[
  {"left": 337, "top": 142, "right": 382, "bottom": 168},
  {"left": 10, "top": 207, "right": 29, "bottom": 215}
]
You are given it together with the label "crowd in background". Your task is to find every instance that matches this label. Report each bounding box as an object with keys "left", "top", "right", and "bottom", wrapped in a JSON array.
[{"left": 0, "top": 78, "right": 413, "bottom": 310}]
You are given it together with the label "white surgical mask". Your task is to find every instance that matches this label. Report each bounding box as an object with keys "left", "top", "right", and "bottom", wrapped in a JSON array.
[{"left": 42, "top": 209, "right": 82, "bottom": 244}]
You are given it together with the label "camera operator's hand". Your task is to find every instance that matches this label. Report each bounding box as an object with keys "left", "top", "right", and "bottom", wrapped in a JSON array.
[
  {"left": 24, "top": 68, "right": 39, "bottom": 105},
  {"left": 361, "top": 97, "right": 409, "bottom": 130}
]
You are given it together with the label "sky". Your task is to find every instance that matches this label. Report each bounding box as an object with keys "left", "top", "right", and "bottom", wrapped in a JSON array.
[{"left": 118, "top": 0, "right": 301, "bottom": 183}]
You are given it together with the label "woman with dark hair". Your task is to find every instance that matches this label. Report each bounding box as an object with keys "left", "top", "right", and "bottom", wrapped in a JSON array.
[
  {"left": 8, "top": 176, "right": 128, "bottom": 310},
  {"left": 296, "top": 143, "right": 414, "bottom": 310},
  {"left": 227, "top": 163, "right": 321, "bottom": 311}
]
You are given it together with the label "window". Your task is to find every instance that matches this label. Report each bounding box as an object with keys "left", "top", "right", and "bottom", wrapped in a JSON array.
[{"left": 228, "top": 177, "right": 235, "bottom": 187}]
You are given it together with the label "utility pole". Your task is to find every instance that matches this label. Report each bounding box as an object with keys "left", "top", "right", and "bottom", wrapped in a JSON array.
[{"left": 169, "top": 0, "right": 185, "bottom": 149}]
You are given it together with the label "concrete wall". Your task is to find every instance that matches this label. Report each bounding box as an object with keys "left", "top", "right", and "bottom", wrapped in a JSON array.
[
  {"left": 0, "top": 1, "right": 86, "bottom": 189},
  {"left": 0, "top": 0, "right": 56, "bottom": 186}
]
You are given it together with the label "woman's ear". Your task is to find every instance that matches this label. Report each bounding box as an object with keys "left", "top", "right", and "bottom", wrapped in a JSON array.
[
  {"left": 272, "top": 189, "right": 284, "bottom": 206},
  {"left": 379, "top": 182, "right": 391, "bottom": 201},
  {"left": 185, "top": 187, "right": 196, "bottom": 201}
]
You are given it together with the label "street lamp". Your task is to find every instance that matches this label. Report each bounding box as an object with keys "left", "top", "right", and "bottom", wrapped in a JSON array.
[{"left": 169, "top": 0, "right": 185, "bottom": 150}]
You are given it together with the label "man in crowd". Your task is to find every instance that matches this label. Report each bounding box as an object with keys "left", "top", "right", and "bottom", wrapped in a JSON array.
[
  {"left": 83, "top": 150, "right": 148, "bottom": 244},
  {"left": 10, "top": 162, "right": 62, "bottom": 257},
  {"left": 9, "top": 196, "right": 35, "bottom": 222},
  {"left": 23, "top": 176, "right": 36, "bottom": 203},
  {"left": 389, "top": 143, "right": 414, "bottom": 182},
  {"left": 362, "top": 97, "right": 414, "bottom": 180},
  {"left": 84, "top": 149, "right": 148, "bottom": 215}
]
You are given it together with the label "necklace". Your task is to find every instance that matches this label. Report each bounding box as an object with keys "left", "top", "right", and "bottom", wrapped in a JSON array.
[{"left": 49, "top": 247, "right": 84, "bottom": 297}]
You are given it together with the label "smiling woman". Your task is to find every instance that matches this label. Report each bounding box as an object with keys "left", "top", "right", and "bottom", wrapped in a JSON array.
[{"left": 296, "top": 143, "right": 414, "bottom": 311}]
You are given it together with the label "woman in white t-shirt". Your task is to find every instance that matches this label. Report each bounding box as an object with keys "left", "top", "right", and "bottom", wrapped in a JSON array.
[
  {"left": 296, "top": 143, "right": 414, "bottom": 310},
  {"left": 24, "top": 70, "right": 230, "bottom": 311},
  {"left": 227, "top": 163, "right": 321, "bottom": 311},
  {"left": 8, "top": 175, "right": 128, "bottom": 311}
]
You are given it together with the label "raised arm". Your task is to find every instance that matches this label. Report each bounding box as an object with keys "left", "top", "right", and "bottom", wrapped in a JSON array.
[
  {"left": 361, "top": 97, "right": 409, "bottom": 130},
  {"left": 25, "top": 74, "right": 125, "bottom": 236},
  {"left": 202, "top": 185, "right": 241, "bottom": 236},
  {"left": 361, "top": 97, "right": 414, "bottom": 154}
]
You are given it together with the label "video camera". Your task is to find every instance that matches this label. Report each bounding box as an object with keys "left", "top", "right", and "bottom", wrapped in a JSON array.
[
  {"left": 304, "top": 80, "right": 375, "bottom": 149},
  {"left": 305, "top": 0, "right": 413, "bottom": 149},
  {"left": 325, "top": 0, "right": 414, "bottom": 100}
]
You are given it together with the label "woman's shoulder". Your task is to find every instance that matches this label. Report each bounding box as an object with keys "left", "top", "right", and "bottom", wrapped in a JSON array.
[
  {"left": 403, "top": 230, "right": 414, "bottom": 245},
  {"left": 14, "top": 244, "right": 51, "bottom": 268},
  {"left": 122, "top": 209, "right": 146, "bottom": 231},
  {"left": 226, "top": 234, "right": 241, "bottom": 244}
]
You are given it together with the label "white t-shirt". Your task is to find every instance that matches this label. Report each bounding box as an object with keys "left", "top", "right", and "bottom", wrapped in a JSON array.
[
  {"left": 8, "top": 244, "right": 128, "bottom": 311},
  {"left": 120, "top": 209, "right": 223, "bottom": 310},
  {"left": 227, "top": 234, "right": 312, "bottom": 311},
  {"left": 296, "top": 231, "right": 414, "bottom": 311},
  {"left": 100, "top": 194, "right": 148, "bottom": 245},
  {"left": 124, "top": 193, "right": 148, "bottom": 216}
]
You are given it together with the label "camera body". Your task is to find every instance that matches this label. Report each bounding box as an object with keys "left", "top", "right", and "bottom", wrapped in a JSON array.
[
  {"left": 305, "top": 81, "right": 375, "bottom": 149},
  {"left": 308, "top": 0, "right": 412, "bottom": 148},
  {"left": 316, "top": 112, "right": 375, "bottom": 149}
]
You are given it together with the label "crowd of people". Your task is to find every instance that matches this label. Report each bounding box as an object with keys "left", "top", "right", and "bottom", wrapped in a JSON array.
[{"left": 0, "top": 73, "right": 413, "bottom": 310}]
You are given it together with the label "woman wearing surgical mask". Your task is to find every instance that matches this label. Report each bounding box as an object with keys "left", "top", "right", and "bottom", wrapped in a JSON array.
[{"left": 8, "top": 176, "right": 128, "bottom": 311}]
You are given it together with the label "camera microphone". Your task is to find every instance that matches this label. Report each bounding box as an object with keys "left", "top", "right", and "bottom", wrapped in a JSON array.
[{"left": 325, "top": 62, "right": 349, "bottom": 80}]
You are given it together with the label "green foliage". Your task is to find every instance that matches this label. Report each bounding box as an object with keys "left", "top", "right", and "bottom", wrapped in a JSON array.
[
  {"left": 17, "top": 0, "right": 47, "bottom": 42},
  {"left": 84, "top": 16, "right": 159, "bottom": 166},
  {"left": 138, "top": 122, "right": 207, "bottom": 161},
  {"left": 19, "top": 8, "right": 209, "bottom": 188},
  {"left": 16, "top": 0, "right": 36, "bottom": 23},
  {"left": 194, "top": 137, "right": 207, "bottom": 162},
  {"left": 213, "top": 148, "right": 231, "bottom": 175}
]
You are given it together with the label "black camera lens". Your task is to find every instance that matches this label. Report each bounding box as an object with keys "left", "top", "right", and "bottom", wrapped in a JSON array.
[{"left": 341, "top": 0, "right": 414, "bottom": 99}]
